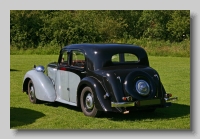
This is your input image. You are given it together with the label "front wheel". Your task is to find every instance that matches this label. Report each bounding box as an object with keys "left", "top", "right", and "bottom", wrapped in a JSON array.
[
  {"left": 28, "top": 79, "right": 38, "bottom": 104},
  {"left": 80, "top": 87, "right": 101, "bottom": 117}
]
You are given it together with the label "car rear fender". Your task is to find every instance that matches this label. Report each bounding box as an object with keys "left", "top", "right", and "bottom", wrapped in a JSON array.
[
  {"left": 22, "top": 70, "right": 56, "bottom": 102},
  {"left": 77, "top": 77, "right": 112, "bottom": 112}
]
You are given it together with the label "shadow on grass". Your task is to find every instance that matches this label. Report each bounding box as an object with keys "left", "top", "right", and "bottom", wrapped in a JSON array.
[
  {"left": 100, "top": 103, "right": 190, "bottom": 121},
  {"left": 41, "top": 101, "right": 190, "bottom": 121},
  {"left": 10, "top": 107, "right": 45, "bottom": 128},
  {"left": 10, "top": 69, "right": 21, "bottom": 72},
  {"left": 43, "top": 101, "right": 82, "bottom": 112}
]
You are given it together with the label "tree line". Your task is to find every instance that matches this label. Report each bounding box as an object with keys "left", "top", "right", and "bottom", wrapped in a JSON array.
[{"left": 10, "top": 10, "right": 190, "bottom": 49}]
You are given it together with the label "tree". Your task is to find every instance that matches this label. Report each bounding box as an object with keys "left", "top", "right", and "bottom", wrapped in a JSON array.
[{"left": 167, "top": 10, "right": 190, "bottom": 42}]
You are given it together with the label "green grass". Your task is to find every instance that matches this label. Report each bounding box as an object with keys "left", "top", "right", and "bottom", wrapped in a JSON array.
[
  {"left": 115, "top": 38, "right": 190, "bottom": 57},
  {"left": 10, "top": 55, "right": 190, "bottom": 129},
  {"left": 10, "top": 38, "right": 190, "bottom": 57}
]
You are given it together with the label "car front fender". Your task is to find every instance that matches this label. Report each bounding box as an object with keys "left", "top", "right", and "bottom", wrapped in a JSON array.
[{"left": 22, "top": 70, "right": 56, "bottom": 102}]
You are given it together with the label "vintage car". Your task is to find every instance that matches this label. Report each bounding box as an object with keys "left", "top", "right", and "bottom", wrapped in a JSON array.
[{"left": 22, "top": 43, "right": 177, "bottom": 117}]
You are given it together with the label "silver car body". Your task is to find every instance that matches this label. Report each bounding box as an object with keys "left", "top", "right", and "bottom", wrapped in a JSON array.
[{"left": 23, "top": 66, "right": 80, "bottom": 106}]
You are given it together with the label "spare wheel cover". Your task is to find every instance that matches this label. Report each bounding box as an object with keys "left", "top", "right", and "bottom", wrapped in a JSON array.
[{"left": 124, "top": 70, "right": 157, "bottom": 100}]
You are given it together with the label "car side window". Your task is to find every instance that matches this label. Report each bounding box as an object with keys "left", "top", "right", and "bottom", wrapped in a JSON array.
[
  {"left": 61, "top": 51, "right": 69, "bottom": 66},
  {"left": 111, "top": 54, "right": 120, "bottom": 62},
  {"left": 71, "top": 50, "right": 85, "bottom": 68}
]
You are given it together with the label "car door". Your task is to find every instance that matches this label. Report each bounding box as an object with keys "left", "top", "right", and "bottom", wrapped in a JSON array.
[
  {"left": 55, "top": 50, "right": 70, "bottom": 102},
  {"left": 55, "top": 49, "right": 86, "bottom": 104},
  {"left": 67, "top": 50, "right": 86, "bottom": 103}
]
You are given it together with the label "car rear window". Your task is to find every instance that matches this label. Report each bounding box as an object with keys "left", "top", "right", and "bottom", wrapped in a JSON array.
[{"left": 111, "top": 53, "right": 139, "bottom": 63}]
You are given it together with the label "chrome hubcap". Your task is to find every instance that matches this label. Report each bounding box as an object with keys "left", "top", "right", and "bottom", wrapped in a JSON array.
[
  {"left": 30, "top": 85, "right": 35, "bottom": 98},
  {"left": 136, "top": 80, "right": 150, "bottom": 96},
  {"left": 85, "top": 93, "right": 94, "bottom": 110}
]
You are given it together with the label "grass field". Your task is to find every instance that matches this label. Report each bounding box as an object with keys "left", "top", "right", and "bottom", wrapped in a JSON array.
[{"left": 10, "top": 55, "right": 190, "bottom": 129}]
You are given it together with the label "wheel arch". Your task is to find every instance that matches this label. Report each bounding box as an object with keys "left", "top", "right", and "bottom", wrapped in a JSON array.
[
  {"left": 77, "top": 84, "right": 87, "bottom": 108},
  {"left": 22, "top": 70, "right": 56, "bottom": 102},
  {"left": 77, "top": 77, "right": 112, "bottom": 112},
  {"left": 23, "top": 77, "right": 31, "bottom": 94}
]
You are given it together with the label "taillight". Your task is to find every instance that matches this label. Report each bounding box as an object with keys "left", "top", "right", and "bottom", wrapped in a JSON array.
[
  {"left": 165, "top": 93, "right": 172, "bottom": 98},
  {"left": 122, "top": 96, "right": 132, "bottom": 101}
]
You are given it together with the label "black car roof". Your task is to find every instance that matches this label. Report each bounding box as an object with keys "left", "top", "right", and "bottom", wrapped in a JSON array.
[
  {"left": 62, "top": 43, "right": 149, "bottom": 70},
  {"left": 63, "top": 43, "right": 141, "bottom": 50}
]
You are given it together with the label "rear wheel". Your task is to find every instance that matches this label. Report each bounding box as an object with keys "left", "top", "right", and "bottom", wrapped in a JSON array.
[
  {"left": 80, "top": 87, "right": 101, "bottom": 117},
  {"left": 28, "top": 80, "right": 38, "bottom": 104}
]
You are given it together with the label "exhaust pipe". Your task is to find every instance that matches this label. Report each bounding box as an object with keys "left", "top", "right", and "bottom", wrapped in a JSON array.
[{"left": 123, "top": 110, "right": 129, "bottom": 114}]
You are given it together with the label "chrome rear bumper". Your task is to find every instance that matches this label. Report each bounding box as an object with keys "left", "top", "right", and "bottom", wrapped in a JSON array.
[
  {"left": 111, "top": 102, "right": 135, "bottom": 107},
  {"left": 111, "top": 99, "right": 161, "bottom": 107},
  {"left": 111, "top": 96, "right": 178, "bottom": 108}
]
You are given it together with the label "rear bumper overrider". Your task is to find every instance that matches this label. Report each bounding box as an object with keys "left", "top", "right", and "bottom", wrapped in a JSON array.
[{"left": 164, "top": 97, "right": 178, "bottom": 101}]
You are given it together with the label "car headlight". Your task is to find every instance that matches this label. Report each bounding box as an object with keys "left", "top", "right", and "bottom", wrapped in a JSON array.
[
  {"left": 136, "top": 80, "right": 150, "bottom": 96},
  {"left": 35, "top": 65, "right": 45, "bottom": 73}
]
